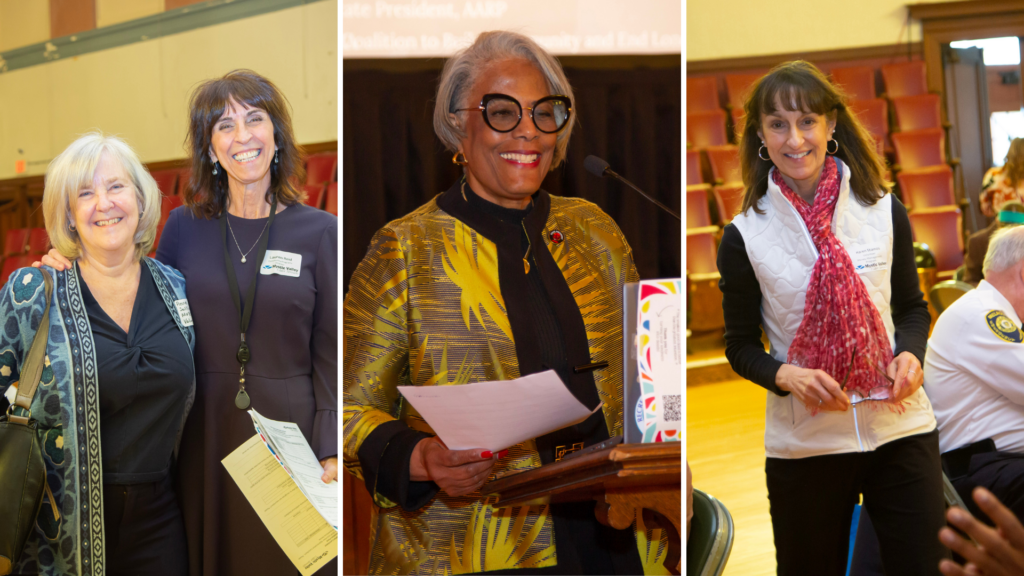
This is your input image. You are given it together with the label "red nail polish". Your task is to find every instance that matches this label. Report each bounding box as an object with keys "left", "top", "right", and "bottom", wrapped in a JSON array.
[
  {"left": 498, "top": 450, "right": 509, "bottom": 458},
  {"left": 481, "top": 451, "right": 493, "bottom": 458}
]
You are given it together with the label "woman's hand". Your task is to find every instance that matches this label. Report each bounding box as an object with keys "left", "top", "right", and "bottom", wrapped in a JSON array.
[
  {"left": 409, "top": 437, "right": 506, "bottom": 497},
  {"left": 888, "top": 351, "right": 923, "bottom": 402},
  {"left": 775, "top": 364, "right": 850, "bottom": 412},
  {"left": 319, "top": 457, "right": 338, "bottom": 483},
  {"left": 31, "top": 249, "right": 72, "bottom": 271},
  {"left": 939, "top": 487, "right": 1024, "bottom": 576}
]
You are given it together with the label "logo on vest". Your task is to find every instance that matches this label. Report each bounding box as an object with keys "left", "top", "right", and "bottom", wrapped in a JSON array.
[{"left": 986, "top": 310, "right": 1023, "bottom": 343}]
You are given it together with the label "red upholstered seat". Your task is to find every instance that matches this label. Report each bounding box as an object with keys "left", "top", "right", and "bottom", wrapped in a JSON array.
[
  {"left": 687, "top": 150, "right": 704, "bottom": 185},
  {"left": 324, "top": 183, "right": 338, "bottom": 216},
  {"left": 687, "top": 185, "right": 713, "bottom": 229},
  {"left": 892, "top": 94, "right": 942, "bottom": 131},
  {"left": 687, "top": 110, "right": 729, "bottom": 149},
  {"left": 848, "top": 98, "right": 889, "bottom": 154},
  {"left": 150, "top": 170, "right": 180, "bottom": 197},
  {"left": 897, "top": 165, "right": 955, "bottom": 211},
  {"left": 830, "top": 66, "right": 877, "bottom": 101},
  {"left": 27, "top": 228, "right": 49, "bottom": 255},
  {"left": 909, "top": 206, "right": 963, "bottom": 277},
  {"left": 892, "top": 128, "right": 946, "bottom": 171},
  {"left": 305, "top": 153, "right": 337, "bottom": 186},
  {"left": 713, "top": 183, "right": 746, "bottom": 226},
  {"left": 3, "top": 229, "right": 29, "bottom": 257},
  {"left": 686, "top": 228, "right": 720, "bottom": 276},
  {"left": 882, "top": 61, "right": 928, "bottom": 98},
  {"left": 687, "top": 77, "right": 720, "bottom": 113},
  {"left": 705, "top": 145, "right": 742, "bottom": 185},
  {"left": 724, "top": 73, "right": 762, "bottom": 109},
  {"left": 304, "top": 183, "right": 326, "bottom": 209}
]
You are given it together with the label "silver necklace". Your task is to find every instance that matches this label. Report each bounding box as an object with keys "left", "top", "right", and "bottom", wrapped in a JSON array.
[{"left": 226, "top": 215, "right": 270, "bottom": 263}]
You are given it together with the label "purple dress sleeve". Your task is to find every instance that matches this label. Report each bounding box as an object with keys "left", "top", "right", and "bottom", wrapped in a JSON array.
[{"left": 311, "top": 219, "right": 338, "bottom": 460}]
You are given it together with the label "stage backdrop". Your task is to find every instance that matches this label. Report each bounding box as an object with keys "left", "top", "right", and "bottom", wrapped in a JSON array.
[{"left": 342, "top": 56, "right": 681, "bottom": 290}]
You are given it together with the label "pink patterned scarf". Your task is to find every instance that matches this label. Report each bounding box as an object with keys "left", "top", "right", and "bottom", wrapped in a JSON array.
[{"left": 774, "top": 157, "right": 898, "bottom": 408}]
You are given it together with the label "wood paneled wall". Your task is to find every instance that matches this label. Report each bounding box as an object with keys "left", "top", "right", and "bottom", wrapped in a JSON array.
[{"left": 49, "top": 0, "right": 96, "bottom": 38}]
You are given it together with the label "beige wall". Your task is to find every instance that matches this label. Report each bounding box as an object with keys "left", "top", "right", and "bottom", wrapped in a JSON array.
[
  {"left": 687, "top": 0, "right": 962, "bottom": 62},
  {"left": 0, "top": 0, "right": 50, "bottom": 52},
  {"left": 0, "top": 0, "right": 337, "bottom": 179},
  {"left": 96, "top": 0, "right": 163, "bottom": 29}
]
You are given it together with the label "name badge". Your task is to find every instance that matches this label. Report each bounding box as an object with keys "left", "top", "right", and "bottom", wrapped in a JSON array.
[
  {"left": 848, "top": 241, "right": 888, "bottom": 274},
  {"left": 260, "top": 250, "right": 302, "bottom": 277},
  {"left": 174, "top": 299, "right": 194, "bottom": 327}
]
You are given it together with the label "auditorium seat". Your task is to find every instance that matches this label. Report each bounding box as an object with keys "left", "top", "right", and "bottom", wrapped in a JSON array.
[
  {"left": 687, "top": 185, "right": 713, "bottom": 229},
  {"left": 897, "top": 165, "right": 955, "bottom": 211},
  {"left": 687, "top": 228, "right": 725, "bottom": 332},
  {"left": 909, "top": 206, "right": 963, "bottom": 278},
  {"left": 687, "top": 150, "right": 705, "bottom": 185},
  {"left": 892, "top": 128, "right": 946, "bottom": 171},
  {"left": 324, "top": 182, "right": 338, "bottom": 216},
  {"left": 830, "top": 66, "right": 877, "bottom": 101},
  {"left": 150, "top": 170, "right": 180, "bottom": 197},
  {"left": 724, "top": 73, "right": 762, "bottom": 109},
  {"left": 687, "top": 77, "right": 720, "bottom": 113},
  {"left": 705, "top": 145, "right": 742, "bottom": 185},
  {"left": 686, "top": 227, "right": 720, "bottom": 276},
  {"left": 881, "top": 61, "right": 928, "bottom": 98},
  {"left": 892, "top": 94, "right": 942, "bottom": 131},
  {"left": 713, "top": 183, "right": 745, "bottom": 226},
  {"left": 305, "top": 152, "right": 338, "bottom": 186},
  {"left": 687, "top": 109, "right": 729, "bottom": 149},
  {"left": 1, "top": 255, "right": 34, "bottom": 284},
  {"left": 304, "top": 183, "right": 326, "bottom": 209},
  {"left": 848, "top": 98, "right": 888, "bottom": 154},
  {"left": 161, "top": 195, "right": 185, "bottom": 226},
  {"left": 27, "top": 228, "right": 49, "bottom": 255},
  {"left": 3, "top": 229, "right": 29, "bottom": 257}
]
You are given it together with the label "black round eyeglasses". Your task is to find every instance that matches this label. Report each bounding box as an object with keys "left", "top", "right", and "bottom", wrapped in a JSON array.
[{"left": 454, "top": 93, "right": 573, "bottom": 134}]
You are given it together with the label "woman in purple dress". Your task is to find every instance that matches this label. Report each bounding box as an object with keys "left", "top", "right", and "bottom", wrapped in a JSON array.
[{"left": 41, "top": 70, "right": 338, "bottom": 576}]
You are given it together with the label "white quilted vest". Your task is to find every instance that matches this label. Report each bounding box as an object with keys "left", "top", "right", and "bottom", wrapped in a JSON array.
[{"left": 731, "top": 159, "right": 936, "bottom": 459}]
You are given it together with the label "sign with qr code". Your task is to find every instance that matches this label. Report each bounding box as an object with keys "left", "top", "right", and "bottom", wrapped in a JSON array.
[{"left": 635, "top": 279, "right": 682, "bottom": 442}]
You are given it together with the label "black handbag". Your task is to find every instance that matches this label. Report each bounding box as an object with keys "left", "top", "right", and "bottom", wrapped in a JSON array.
[{"left": 0, "top": 270, "right": 55, "bottom": 575}]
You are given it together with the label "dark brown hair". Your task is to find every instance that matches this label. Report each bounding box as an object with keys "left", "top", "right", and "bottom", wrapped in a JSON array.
[
  {"left": 1004, "top": 138, "right": 1024, "bottom": 188},
  {"left": 738, "top": 60, "right": 890, "bottom": 215},
  {"left": 184, "top": 69, "right": 306, "bottom": 218}
]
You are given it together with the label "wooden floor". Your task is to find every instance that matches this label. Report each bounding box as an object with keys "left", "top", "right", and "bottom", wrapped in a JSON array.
[{"left": 688, "top": 378, "right": 776, "bottom": 576}]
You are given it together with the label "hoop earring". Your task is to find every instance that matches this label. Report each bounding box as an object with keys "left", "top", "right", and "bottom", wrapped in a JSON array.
[
  {"left": 758, "top": 144, "right": 771, "bottom": 162},
  {"left": 212, "top": 162, "right": 219, "bottom": 176},
  {"left": 827, "top": 139, "right": 839, "bottom": 154},
  {"left": 69, "top": 223, "right": 76, "bottom": 232},
  {"left": 452, "top": 151, "right": 468, "bottom": 166}
]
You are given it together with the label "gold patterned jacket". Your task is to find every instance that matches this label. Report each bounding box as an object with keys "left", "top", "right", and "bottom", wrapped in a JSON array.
[{"left": 343, "top": 182, "right": 668, "bottom": 575}]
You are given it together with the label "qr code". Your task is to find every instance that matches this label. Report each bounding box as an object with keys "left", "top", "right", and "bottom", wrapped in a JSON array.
[{"left": 663, "top": 395, "right": 681, "bottom": 422}]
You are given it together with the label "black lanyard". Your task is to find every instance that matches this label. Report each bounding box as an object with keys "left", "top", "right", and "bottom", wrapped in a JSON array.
[{"left": 220, "top": 195, "right": 277, "bottom": 409}]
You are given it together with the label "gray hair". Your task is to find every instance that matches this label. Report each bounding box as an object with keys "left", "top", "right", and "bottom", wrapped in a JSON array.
[
  {"left": 983, "top": 225, "right": 1024, "bottom": 276},
  {"left": 43, "top": 132, "right": 161, "bottom": 261},
  {"left": 433, "top": 30, "right": 576, "bottom": 168}
]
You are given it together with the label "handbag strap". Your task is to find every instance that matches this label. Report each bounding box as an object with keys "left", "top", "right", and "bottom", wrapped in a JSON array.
[{"left": 13, "top": 269, "right": 53, "bottom": 413}]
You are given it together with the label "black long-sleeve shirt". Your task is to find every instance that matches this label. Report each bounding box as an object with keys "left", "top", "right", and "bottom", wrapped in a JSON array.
[{"left": 717, "top": 195, "right": 931, "bottom": 395}]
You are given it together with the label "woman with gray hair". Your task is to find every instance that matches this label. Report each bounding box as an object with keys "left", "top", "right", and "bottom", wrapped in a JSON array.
[
  {"left": 2, "top": 132, "right": 194, "bottom": 576},
  {"left": 344, "top": 30, "right": 655, "bottom": 575}
]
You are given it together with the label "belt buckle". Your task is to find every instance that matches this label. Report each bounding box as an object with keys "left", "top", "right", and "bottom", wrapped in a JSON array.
[{"left": 555, "top": 442, "right": 584, "bottom": 462}]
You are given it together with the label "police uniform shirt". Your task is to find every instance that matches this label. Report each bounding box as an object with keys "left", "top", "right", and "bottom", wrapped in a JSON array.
[{"left": 923, "top": 280, "right": 1024, "bottom": 454}]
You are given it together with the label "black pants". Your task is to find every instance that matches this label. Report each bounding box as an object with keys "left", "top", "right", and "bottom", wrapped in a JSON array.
[
  {"left": 103, "top": 474, "right": 188, "bottom": 576},
  {"left": 766, "top": 429, "right": 947, "bottom": 576},
  {"left": 949, "top": 450, "right": 1024, "bottom": 523}
]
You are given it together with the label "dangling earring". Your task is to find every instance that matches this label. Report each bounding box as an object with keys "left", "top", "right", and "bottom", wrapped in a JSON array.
[
  {"left": 274, "top": 150, "right": 279, "bottom": 164},
  {"left": 452, "top": 151, "right": 468, "bottom": 166},
  {"left": 758, "top": 142, "right": 771, "bottom": 161},
  {"left": 212, "top": 162, "right": 219, "bottom": 176},
  {"left": 827, "top": 139, "right": 839, "bottom": 154},
  {"left": 69, "top": 223, "right": 76, "bottom": 232}
]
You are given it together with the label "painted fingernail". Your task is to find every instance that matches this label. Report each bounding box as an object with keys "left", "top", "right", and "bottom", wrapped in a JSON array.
[
  {"left": 498, "top": 450, "right": 509, "bottom": 458},
  {"left": 481, "top": 451, "right": 493, "bottom": 458}
]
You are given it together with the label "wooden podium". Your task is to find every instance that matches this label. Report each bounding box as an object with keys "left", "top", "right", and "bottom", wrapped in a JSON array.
[{"left": 483, "top": 441, "right": 683, "bottom": 574}]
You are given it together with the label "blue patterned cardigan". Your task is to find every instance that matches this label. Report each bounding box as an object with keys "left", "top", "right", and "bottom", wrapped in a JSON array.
[{"left": 0, "top": 259, "right": 195, "bottom": 576}]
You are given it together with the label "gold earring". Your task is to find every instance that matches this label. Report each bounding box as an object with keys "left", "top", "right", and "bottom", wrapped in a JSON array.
[{"left": 452, "top": 151, "right": 468, "bottom": 166}]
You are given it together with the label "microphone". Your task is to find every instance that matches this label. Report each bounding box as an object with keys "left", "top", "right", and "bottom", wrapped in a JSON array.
[{"left": 584, "top": 156, "right": 681, "bottom": 221}]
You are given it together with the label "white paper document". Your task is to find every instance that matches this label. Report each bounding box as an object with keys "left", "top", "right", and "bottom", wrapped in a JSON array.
[
  {"left": 397, "top": 370, "right": 602, "bottom": 451},
  {"left": 248, "top": 409, "right": 338, "bottom": 530}
]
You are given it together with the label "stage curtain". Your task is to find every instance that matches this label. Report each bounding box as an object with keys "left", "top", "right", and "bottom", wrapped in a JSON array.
[{"left": 342, "top": 59, "right": 681, "bottom": 291}]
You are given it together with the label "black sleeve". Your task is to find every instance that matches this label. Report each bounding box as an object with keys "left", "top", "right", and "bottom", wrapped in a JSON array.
[
  {"left": 357, "top": 421, "right": 439, "bottom": 511},
  {"left": 889, "top": 197, "right": 931, "bottom": 365},
  {"left": 718, "top": 224, "right": 788, "bottom": 395}
]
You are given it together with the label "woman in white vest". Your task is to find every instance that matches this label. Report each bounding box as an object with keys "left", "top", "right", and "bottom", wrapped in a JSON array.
[{"left": 718, "top": 60, "right": 946, "bottom": 574}]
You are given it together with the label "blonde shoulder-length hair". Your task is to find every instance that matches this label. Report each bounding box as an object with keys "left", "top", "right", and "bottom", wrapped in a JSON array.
[{"left": 43, "top": 132, "right": 161, "bottom": 261}]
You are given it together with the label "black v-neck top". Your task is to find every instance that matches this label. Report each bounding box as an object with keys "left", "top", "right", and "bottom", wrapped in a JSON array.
[{"left": 79, "top": 263, "right": 194, "bottom": 484}]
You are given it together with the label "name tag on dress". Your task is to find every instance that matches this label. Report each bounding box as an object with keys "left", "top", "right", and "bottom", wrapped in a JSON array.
[
  {"left": 260, "top": 250, "right": 302, "bottom": 277},
  {"left": 174, "top": 299, "right": 194, "bottom": 327},
  {"left": 848, "top": 241, "right": 887, "bottom": 274}
]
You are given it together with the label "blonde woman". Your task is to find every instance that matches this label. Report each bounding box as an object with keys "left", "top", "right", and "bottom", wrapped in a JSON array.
[
  {"left": 4, "top": 132, "right": 194, "bottom": 576},
  {"left": 981, "top": 138, "right": 1024, "bottom": 217}
]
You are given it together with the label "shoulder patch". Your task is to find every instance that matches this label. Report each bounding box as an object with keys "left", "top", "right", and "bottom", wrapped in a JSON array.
[{"left": 986, "top": 310, "right": 1023, "bottom": 343}]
